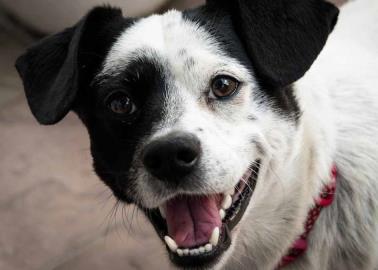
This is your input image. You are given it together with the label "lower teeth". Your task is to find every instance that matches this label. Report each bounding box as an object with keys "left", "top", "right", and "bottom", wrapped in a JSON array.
[
  {"left": 164, "top": 227, "right": 219, "bottom": 256},
  {"left": 176, "top": 243, "right": 213, "bottom": 257}
]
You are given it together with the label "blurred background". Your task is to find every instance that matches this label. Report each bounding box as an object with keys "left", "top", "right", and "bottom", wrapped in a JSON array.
[{"left": 0, "top": 0, "right": 345, "bottom": 269}]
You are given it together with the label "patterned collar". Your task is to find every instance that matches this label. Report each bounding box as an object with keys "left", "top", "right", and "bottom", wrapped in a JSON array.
[{"left": 278, "top": 165, "right": 338, "bottom": 268}]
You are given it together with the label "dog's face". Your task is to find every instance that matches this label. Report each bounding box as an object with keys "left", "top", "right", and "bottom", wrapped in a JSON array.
[{"left": 16, "top": 1, "right": 338, "bottom": 269}]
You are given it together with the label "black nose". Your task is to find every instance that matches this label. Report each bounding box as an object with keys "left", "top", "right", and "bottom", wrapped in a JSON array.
[{"left": 142, "top": 132, "right": 201, "bottom": 182}]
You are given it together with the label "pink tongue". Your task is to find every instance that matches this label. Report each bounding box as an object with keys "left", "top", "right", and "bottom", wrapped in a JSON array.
[{"left": 165, "top": 195, "right": 222, "bottom": 248}]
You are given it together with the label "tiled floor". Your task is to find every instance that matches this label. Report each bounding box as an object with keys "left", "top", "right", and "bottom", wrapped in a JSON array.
[{"left": 0, "top": 1, "right": 345, "bottom": 269}]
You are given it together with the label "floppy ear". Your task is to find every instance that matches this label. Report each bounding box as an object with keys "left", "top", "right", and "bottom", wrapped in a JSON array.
[
  {"left": 206, "top": 0, "right": 339, "bottom": 88},
  {"left": 15, "top": 7, "right": 124, "bottom": 125}
]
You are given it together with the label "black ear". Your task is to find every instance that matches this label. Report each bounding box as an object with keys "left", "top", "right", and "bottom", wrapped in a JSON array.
[
  {"left": 15, "top": 7, "right": 124, "bottom": 125},
  {"left": 206, "top": 0, "right": 339, "bottom": 88}
]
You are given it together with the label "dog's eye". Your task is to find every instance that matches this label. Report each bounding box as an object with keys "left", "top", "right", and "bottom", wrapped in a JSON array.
[
  {"left": 106, "top": 92, "right": 137, "bottom": 115},
  {"left": 211, "top": 75, "right": 240, "bottom": 98}
]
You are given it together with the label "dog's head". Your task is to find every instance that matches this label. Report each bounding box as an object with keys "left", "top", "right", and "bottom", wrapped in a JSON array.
[{"left": 16, "top": 0, "right": 338, "bottom": 268}]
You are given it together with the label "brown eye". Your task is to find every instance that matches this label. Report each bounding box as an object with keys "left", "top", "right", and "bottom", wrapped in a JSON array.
[
  {"left": 107, "top": 93, "right": 136, "bottom": 115},
  {"left": 211, "top": 75, "right": 240, "bottom": 98}
]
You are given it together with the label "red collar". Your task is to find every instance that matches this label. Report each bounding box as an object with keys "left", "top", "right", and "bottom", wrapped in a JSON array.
[{"left": 277, "top": 165, "right": 338, "bottom": 268}]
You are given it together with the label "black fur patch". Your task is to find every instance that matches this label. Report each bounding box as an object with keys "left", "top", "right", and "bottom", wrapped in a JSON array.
[
  {"left": 84, "top": 54, "right": 168, "bottom": 203},
  {"left": 184, "top": 0, "right": 338, "bottom": 121}
]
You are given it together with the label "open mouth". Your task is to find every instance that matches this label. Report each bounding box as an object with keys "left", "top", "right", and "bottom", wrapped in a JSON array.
[{"left": 144, "top": 161, "right": 260, "bottom": 268}]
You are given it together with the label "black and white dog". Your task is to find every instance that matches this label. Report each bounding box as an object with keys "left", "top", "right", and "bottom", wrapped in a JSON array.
[{"left": 15, "top": 0, "right": 378, "bottom": 269}]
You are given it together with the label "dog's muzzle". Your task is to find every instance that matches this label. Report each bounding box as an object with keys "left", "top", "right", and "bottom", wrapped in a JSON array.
[{"left": 140, "top": 132, "right": 260, "bottom": 268}]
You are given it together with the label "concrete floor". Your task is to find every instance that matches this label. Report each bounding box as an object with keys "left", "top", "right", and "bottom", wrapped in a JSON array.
[{"left": 0, "top": 1, "right": 345, "bottom": 270}]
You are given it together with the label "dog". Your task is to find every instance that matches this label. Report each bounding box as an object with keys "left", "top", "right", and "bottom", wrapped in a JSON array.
[{"left": 15, "top": 0, "right": 378, "bottom": 269}]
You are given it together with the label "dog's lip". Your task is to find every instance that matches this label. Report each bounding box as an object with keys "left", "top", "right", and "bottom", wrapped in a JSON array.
[{"left": 143, "top": 160, "right": 260, "bottom": 269}]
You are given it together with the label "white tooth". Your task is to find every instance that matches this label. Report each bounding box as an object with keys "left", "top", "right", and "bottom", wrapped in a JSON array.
[
  {"left": 183, "top": 249, "right": 189, "bottom": 255},
  {"left": 164, "top": 236, "right": 178, "bottom": 252},
  {"left": 159, "top": 206, "right": 166, "bottom": 219},
  {"left": 199, "top": 247, "right": 205, "bottom": 254},
  {"left": 194, "top": 249, "right": 200, "bottom": 255},
  {"left": 209, "top": 227, "right": 220, "bottom": 246},
  {"left": 205, "top": 243, "right": 213, "bottom": 252},
  {"left": 219, "top": 209, "right": 226, "bottom": 219},
  {"left": 189, "top": 249, "right": 197, "bottom": 256},
  {"left": 226, "top": 188, "right": 235, "bottom": 196},
  {"left": 222, "top": 195, "right": 232, "bottom": 210},
  {"left": 177, "top": 249, "right": 183, "bottom": 256}
]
